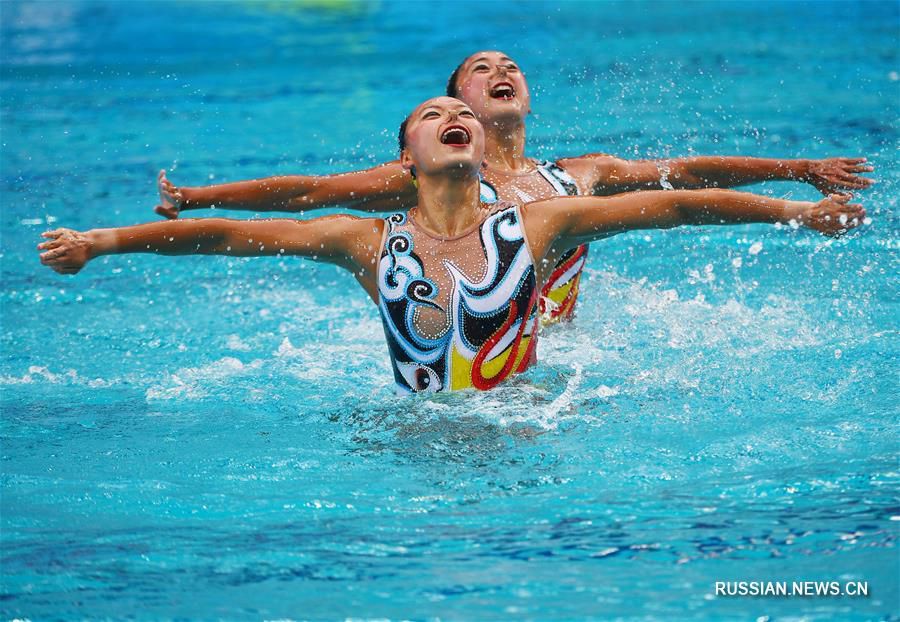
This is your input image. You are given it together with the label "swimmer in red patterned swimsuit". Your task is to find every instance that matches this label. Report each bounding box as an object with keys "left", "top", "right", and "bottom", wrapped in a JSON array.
[{"left": 41, "top": 97, "right": 866, "bottom": 393}]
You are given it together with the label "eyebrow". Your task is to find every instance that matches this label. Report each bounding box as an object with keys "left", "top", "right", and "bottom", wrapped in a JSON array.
[
  {"left": 469, "top": 56, "right": 516, "bottom": 68},
  {"left": 419, "top": 104, "right": 471, "bottom": 116}
]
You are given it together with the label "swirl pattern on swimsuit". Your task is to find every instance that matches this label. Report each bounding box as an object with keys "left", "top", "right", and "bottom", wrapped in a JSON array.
[{"left": 377, "top": 204, "right": 538, "bottom": 393}]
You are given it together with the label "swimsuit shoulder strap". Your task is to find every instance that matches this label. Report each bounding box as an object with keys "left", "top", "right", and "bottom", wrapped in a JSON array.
[
  {"left": 479, "top": 176, "right": 499, "bottom": 204},
  {"left": 535, "top": 159, "right": 580, "bottom": 196}
]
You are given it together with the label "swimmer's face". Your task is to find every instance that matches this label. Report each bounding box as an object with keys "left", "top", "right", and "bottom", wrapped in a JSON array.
[
  {"left": 400, "top": 97, "right": 484, "bottom": 178},
  {"left": 454, "top": 50, "right": 531, "bottom": 122}
]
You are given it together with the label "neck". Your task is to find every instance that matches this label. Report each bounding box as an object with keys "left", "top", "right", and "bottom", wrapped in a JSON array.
[
  {"left": 482, "top": 115, "right": 530, "bottom": 172},
  {"left": 413, "top": 169, "right": 482, "bottom": 237}
]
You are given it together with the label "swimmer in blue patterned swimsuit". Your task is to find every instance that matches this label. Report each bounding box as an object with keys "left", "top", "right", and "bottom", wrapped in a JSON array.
[
  {"left": 152, "top": 52, "right": 874, "bottom": 326},
  {"left": 41, "top": 97, "right": 867, "bottom": 393}
]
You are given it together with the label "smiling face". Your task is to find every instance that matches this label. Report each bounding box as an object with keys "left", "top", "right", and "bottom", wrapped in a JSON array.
[
  {"left": 399, "top": 96, "right": 485, "bottom": 179},
  {"left": 451, "top": 50, "right": 531, "bottom": 123}
]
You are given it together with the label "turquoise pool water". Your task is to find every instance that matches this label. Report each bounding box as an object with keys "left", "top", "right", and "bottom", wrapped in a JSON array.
[{"left": 2, "top": 1, "right": 898, "bottom": 619}]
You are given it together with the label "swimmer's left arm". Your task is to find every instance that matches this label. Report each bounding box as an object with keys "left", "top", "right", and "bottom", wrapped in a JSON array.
[
  {"left": 567, "top": 154, "right": 875, "bottom": 195},
  {"left": 525, "top": 189, "right": 866, "bottom": 254},
  {"left": 38, "top": 216, "right": 382, "bottom": 276}
]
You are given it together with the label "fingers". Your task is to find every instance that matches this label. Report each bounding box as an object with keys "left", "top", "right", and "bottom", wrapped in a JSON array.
[
  {"left": 155, "top": 204, "right": 179, "bottom": 219},
  {"left": 829, "top": 193, "right": 852, "bottom": 204},
  {"left": 41, "top": 229, "right": 63, "bottom": 239},
  {"left": 159, "top": 170, "right": 181, "bottom": 195},
  {"left": 840, "top": 209, "right": 866, "bottom": 225},
  {"left": 835, "top": 158, "right": 875, "bottom": 183},
  {"left": 838, "top": 170, "right": 874, "bottom": 184},
  {"left": 822, "top": 171, "right": 872, "bottom": 188},
  {"left": 828, "top": 203, "right": 867, "bottom": 235},
  {"left": 159, "top": 177, "right": 181, "bottom": 198},
  {"left": 37, "top": 238, "right": 63, "bottom": 251},
  {"left": 835, "top": 176, "right": 873, "bottom": 190},
  {"left": 39, "top": 246, "right": 68, "bottom": 263}
]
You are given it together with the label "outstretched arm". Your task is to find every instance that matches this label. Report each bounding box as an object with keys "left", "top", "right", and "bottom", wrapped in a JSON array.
[
  {"left": 525, "top": 188, "right": 865, "bottom": 261},
  {"left": 155, "top": 161, "right": 416, "bottom": 218},
  {"left": 564, "top": 154, "right": 875, "bottom": 196},
  {"left": 37, "top": 215, "right": 383, "bottom": 285}
]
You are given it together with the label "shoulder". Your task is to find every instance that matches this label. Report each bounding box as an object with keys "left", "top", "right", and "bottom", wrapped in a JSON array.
[
  {"left": 557, "top": 152, "right": 626, "bottom": 173},
  {"left": 560, "top": 153, "right": 657, "bottom": 191},
  {"left": 322, "top": 215, "right": 385, "bottom": 266},
  {"left": 519, "top": 195, "right": 564, "bottom": 223},
  {"left": 310, "top": 213, "right": 385, "bottom": 242},
  {"left": 554, "top": 153, "right": 623, "bottom": 189},
  {"left": 342, "top": 159, "right": 406, "bottom": 176},
  {"left": 368, "top": 159, "right": 409, "bottom": 179},
  {"left": 328, "top": 160, "right": 413, "bottom": 192}
]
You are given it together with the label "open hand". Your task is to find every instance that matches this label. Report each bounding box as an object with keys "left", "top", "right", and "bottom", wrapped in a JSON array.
[
  {"left": 155, "top": 169, "right": 183, "bottom": 219},
  {"left": 799, "top": 193, "right": 866, "bottom": 237},
  {"left": 38, "top": 228, "right": 92, "bottom": 274},
  {"left": 806, "top": 158, "right": 875, "bottom": 194}
]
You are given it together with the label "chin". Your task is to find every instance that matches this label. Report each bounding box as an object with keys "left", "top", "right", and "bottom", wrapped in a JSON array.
[
  {"left": 446, "top": 160, "right": 480, "bottom": 177},
  {"left": 434, "top": 155, "right": 480, "bottom": 178},
  {"left": 482, "top": 100, "right": 527, "bottom": 122}
]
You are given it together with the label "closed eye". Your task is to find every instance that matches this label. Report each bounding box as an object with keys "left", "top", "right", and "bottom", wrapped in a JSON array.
[
  {"left": 422, "top": 111, "right": 440, "bottom": 119},
  {"left": 460, "top": 110, "right": 475, "bottom": 118},
  {"left": 473, "top": 64, "right": 489, "bottom": 72}
]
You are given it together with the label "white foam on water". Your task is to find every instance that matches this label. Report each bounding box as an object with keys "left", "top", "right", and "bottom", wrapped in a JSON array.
[
  {"left": 274, "top": 337, "right": 304, "bottom": 358},
  {"left": 538, "top": 361, "right": 584, "bottom": 424},
  {"left": 145, "top": 356, "right": 263, "bottom": 401},
  {"left": 579, "top": 270, "right": 830, "bottom": 355},
  {"left": 225, "top": 334, "right": 252, "bottom": 352},
  {"left": 0, "top": 365, "right": 113, "bottom": 388}
]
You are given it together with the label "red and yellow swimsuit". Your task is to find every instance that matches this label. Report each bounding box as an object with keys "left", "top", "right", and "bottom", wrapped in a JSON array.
[{"left": 478, "top": 159, "right": 586, "bottom": 324}]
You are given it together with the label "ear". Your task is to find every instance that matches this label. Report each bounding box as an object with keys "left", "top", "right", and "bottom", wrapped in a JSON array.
[{"left": 400, "top": 148, "right": 414, "bottom": 173}]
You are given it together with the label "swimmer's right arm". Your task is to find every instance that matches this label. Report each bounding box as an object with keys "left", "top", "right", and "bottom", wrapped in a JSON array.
[
  {"left": 155, "top": 162, "right": 417, "bottom": 219},
  {"left": 38, "top": 216, "right": 383, "bottom": 277}
]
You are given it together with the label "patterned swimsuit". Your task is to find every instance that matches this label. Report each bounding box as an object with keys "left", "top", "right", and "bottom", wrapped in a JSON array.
[
  {"left": 480, "top": 160, "right": 587, "bottom": 323},
  {"left": 377, "top": 202, "right": 538, "bottom": 393}
]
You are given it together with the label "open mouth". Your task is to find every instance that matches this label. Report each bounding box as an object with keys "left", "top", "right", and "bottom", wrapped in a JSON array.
[
  {"left": 440, "top": 125, "right": 471, "bottom": 146},
  {"left": 489, "top": 82, "right": 516, "bottom": 100}
]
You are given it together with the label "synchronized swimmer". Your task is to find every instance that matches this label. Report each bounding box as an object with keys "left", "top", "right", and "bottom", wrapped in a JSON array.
[
  {"left": 39, "top": 97, "right": 866, "bottom": 393},
  {"left": 153, "top": 50, "right": 874, "bottom": 324}
]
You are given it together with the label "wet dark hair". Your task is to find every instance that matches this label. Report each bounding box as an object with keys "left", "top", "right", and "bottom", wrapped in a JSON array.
[
  {"left": 445, "top": 60, "right": 466, "bottom": 98},
  {"left": 397, "top": 113, "right": 415, "bottom": 178},
  {"left": 398, "top": 115, "right": 410, "bottom": 152}
]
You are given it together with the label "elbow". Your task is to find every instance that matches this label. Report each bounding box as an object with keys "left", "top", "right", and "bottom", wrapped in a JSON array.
[
  {"left": 664, "top": 162, "right": 703, "bottom": 189},
  {"left": 193, "top": 218, "right": 232, "bottom": 250}
]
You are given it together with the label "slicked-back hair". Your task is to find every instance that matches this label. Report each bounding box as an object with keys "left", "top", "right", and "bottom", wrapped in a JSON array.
[
  {"left": 446, "top": 60, "right": 465, "bottom": 98},
  {"left": 397, "top": 113, "right": 417, "bottom": 179},
  {"left": 398, "top": 116, "right": 410, "bottom": 153}
]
